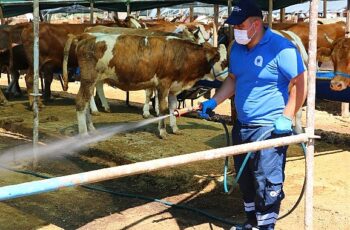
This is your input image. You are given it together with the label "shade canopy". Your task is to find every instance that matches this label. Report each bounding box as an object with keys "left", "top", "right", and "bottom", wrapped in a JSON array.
[{"left": 0, "top": 0, "right": 311, "bottom": 18}]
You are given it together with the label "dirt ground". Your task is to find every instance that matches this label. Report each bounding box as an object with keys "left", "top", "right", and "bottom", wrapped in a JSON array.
[{"left": 0, "top": 77, "right": 349, "bottom": 230}]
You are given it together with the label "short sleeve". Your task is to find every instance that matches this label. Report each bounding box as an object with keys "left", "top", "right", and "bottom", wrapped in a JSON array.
[{"left": 277, "top": 47, "right": 306, "bottom": 80}]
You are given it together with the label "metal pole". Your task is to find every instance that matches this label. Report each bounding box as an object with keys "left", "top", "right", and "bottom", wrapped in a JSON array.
[
  {"left": 0, "top": 134, "right": 309, "bottom": 201},
  {"left": 305, "top": 0, "right": 319, "bottom": 229},
  {"left": 32, "top": 0, "right": 40, "bottom": 168},
  {"left": 90, "top": 1, "right": 94, "bottom": 24},
  {"left": 268, "top": 0, "right": 273, "bottom": 27},
  {"left": 323, "top": 0, "right": 327, "bottom": 18},
  {"left": 342, "top": 0, "right": 350, "bottom": 118},
  {"left": 213, "top": 4, "right": 219, "bottom": 47}
]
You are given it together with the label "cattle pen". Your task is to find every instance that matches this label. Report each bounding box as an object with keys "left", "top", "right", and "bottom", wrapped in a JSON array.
[{"left": 0, "top": 0, "right": 348, "bottom": 230}]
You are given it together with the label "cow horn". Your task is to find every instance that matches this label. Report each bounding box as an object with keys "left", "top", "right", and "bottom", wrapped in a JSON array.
[{"left": 324, "top": 33, "right": 334, "bottom": 45}]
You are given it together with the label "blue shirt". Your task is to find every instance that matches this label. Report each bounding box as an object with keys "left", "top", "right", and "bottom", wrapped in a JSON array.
[{"left": 229, "top": 28, "right": 305, "bottom": 125}]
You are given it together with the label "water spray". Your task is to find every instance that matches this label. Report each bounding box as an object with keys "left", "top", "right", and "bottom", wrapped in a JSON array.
[{"left": 0, "top": 116, "right": 168, "bottom": 166}]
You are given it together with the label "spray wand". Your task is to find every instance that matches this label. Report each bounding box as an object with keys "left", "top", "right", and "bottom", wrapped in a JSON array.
[{"left": 173, "top": 105, "right": 215, "bottom": 118}]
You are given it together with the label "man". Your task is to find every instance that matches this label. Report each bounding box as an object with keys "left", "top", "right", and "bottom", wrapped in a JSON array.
[{"left": 199, "top": 1, "right": 307, "bottom": 230}]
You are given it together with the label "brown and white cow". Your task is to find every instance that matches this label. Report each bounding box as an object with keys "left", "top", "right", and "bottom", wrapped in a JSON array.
[
  {"left": 317, "top": 38, "right": 350, "bottom": 91},
  {"left": 62, "top": 25, "right": 198, "bottom": 114},
  {"left": 68, "top": 33, "right": 227, "bottom": 138}
]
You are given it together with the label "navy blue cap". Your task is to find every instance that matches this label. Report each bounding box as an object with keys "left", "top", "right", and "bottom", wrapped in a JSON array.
[{"left": 225, "top": 0, "right": 263, "bottom": 25}]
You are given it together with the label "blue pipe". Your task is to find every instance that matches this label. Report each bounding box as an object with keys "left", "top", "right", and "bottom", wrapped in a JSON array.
[{"left": 0, "top": 176, "right": 76, "bottom": 200}]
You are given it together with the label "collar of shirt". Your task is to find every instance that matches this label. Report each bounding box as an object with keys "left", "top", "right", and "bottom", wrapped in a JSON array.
[
  {"left": 241, "top": 27, "right": 272, "bottom": 53},
  {"left": 258, "top": 27, "right": 272, "bottom": 46}
]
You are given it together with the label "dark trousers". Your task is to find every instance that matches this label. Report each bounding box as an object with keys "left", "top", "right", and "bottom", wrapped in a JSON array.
[{"left": 232, "top": 121, "right": 289, "bottom": 229}]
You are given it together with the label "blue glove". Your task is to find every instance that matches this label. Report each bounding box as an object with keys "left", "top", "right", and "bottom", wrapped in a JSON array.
[
  {"left": 198, "top": 98, "right": 217, "bottom": 119},
  {"left": 273, "top": 115, "right": 293, "bottom": 134}
]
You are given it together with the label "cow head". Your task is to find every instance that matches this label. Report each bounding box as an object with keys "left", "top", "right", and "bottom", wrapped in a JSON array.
[
  {"left": 125, "top": 16, "right": 142, "bottom": 29},
  {"left": 204, "top": 44, "right": 228, "bottom": 81},
  {"left": 319, "top": 38, "right": 350, "bottom": 91}
]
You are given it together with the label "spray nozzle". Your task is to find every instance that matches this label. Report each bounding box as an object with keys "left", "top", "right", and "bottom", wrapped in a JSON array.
[
  {"left": 173, "top": 106, "right": 199, "bottom": 117},
  {"left": 173, "top": 105, "right": 215, "bottom": 118}
]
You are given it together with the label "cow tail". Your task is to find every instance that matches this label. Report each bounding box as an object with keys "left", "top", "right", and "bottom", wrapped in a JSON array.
[{"left": 62, "top": 34, "right": 76, "bottom": 91}]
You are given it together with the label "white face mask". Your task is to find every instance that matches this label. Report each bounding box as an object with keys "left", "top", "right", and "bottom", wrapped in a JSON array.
[{"left": 234, "top": 23, "right": 256, "bottom": 45}]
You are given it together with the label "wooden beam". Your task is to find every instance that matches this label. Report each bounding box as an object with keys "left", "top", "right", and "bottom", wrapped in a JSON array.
[
  {"left": 189, "top": 5, "right": 194, "bottom": 22},
  {"left": 33, "top": 0, "right": 40, "bottom": 168},
  {"left": 126, "top": 3, "right": 131, "bottom": 106},
  {"left": 342, "top": 103, "right": 349, "bottom": 118},
  {"left": 305, "top": 0, "right": 319, "bottom": 229},
  {"left": 127, "top": 3, "right": 131, "bottom": 16},
  {"left": 323, "top": 0, "right": 327, "bottom": 18},
  {"left": 268, "top": 0, "right": 273, "bottom": 27},
  {"left": 280, "top": 8, "right": 285, "bottom": 23},
  {"left": 0, "top": 6, "right": 5, "bottom": 25},
  {"left": 157, "top": 7, "right": 161, "bottom": 19},
  {"left": 90, "top": 1, "right": 94, "bottom": 24},
  {"left": 213, "top": 4, "right": 219, "bottom": 47},
  {"left": 228, "top": 0, "right": 233, "bottom": 42},
  {"left": 342, "top": 0, "right": 350, "bottom": 118}
]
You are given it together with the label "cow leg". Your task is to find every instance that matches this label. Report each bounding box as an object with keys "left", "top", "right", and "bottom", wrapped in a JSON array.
[
  {"left": 89, "top": 95, "right": 100, "bottom": 116},
  {"left": 95, "top": 81, "right": 110, "bottom": 112},
  {"left": 157, "top": 87, "right": 169, "bottom": 139},
  {"left": 25, "top": 70, "right": 43, "bottom": 109},
  {"left": 0, "top": 89, "right": 8, "bottom": 106},
  {"left": 168, "top": 93, "right": 180, "bottom": 134},
  {"left": 143, "top": 89, "right": 153, "bottom": 118},
  {"left": 294, "top": 108, "right": 303, "bottom": 134},
  {"left": 77, "top": 104, "right": 89, "bottom": 135},
  {"left": 76, "top": 64, "right": 97, "bottom": 135},
  {"left": 43, "top": 71, "right": 54, "bottom": 102},
  {"left": 154, "top": 90, "right": 160, "bottom": 116},
  {"left": 86, "top": 103, "right": 96, "bottom": 132},
  {"left": 7, "top": 70, "right": 22, "bottom": 98}
]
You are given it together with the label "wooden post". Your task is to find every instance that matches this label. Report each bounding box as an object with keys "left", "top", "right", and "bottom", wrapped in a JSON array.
[
  {"left": 342, "top": 103, "right": 349, "bottom": 117},
  {"left": 33, "top": 0, "right": 40, "bottom": 168},
  {"left": 189, "top": 5, "right": 194, "bottom": 22},
  {"left": 0, "top": 6, "right": 5, "bottom": 25},
  {"left": 280, "top": 8, "right": 285, "bottom": 23},
  {"left": 342, "top": 0, "right": 350, "bottom": 118},
  {"left": 126, "top": 3, "right": 131, "bottom": 106},
  {"left": 127, "top": 4, "right": 131, "bottom": 16},
  {"left": 323, "top": 0, "right": 327, "bottom": 18},
  {"left": 228, "top": 0, "right": 233, "bottom": 41},
  {"left": 90, "top": 1, "right": 94, "bottom": 24},
  {"left": 268, "top": 0, "right": 273, "bottom": 27},
  {"left": 213, "top": 4, "right": 219, "bottom": 47},
  {"left": 157, "top": 8, "right": 161, "bottom": 19},
  {"left": 306, "top": 1, "right": 319, "bottom": 229},
  {"left": 227, "top": 0, "right": 235, "bottom": 124}
]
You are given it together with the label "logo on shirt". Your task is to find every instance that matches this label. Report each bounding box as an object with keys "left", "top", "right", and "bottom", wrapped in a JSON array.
[
  {"left": 254, "top": 56, "right": 263, "bottom": 67},
  {"left": 270, "top": 190, "right": 281, "bottom": 197},
  {"left": 232, "top": 6, "right": 242, "bottom": 12}
]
